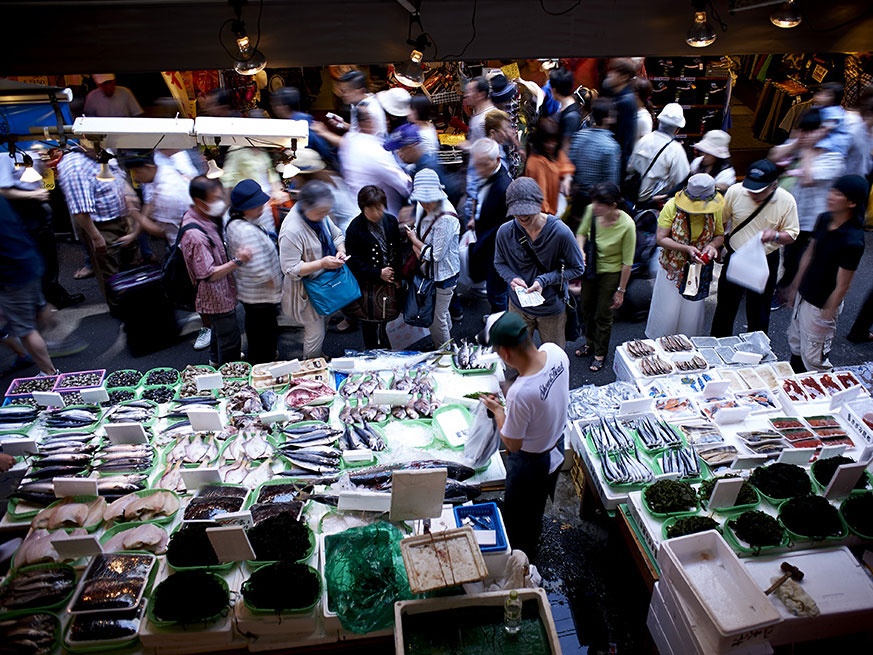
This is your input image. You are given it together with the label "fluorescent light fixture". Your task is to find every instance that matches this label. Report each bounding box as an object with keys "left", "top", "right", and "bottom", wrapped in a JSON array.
[{"left": 193, "top": 116, "right": 308, "bottom": 148}]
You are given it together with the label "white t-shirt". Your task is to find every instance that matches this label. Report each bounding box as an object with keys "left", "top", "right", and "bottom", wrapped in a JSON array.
[
  {"left": 84, "top": 86, "right": 143, "bottom": 117},
  {"left": 502, "top": 343, "right": 570, "bottom": 473},
  {"left": 143, "top": 164, "right": 192, "bottom": 244}
]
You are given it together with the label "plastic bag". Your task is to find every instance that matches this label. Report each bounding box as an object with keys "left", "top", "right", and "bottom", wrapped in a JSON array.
[
  {"left": 324, "top": 522, "right": 414, "bottom": 634},
  {"left": 463, "top": 402, "right": 500, "bottom": 469},
  {"left": 726, "top": 232, "right": 768, "bottom": 294}
]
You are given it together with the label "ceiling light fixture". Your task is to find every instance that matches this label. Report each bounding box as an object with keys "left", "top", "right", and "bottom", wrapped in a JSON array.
[
  {"left": 226, "top": 0, "right": 267, "bottom": 76},
  {"left": 17, "top": 154, "right": 43, "bottom": 183},
  {"left": 687, "top": 1, "right": 717, "bottom": 47},
  {"left": 770, "top": 0, "right": 802, "bottom": 28}
]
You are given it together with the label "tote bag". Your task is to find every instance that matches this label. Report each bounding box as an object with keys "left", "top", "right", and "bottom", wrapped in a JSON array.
[{"left": 302, "top": 266, "right": 361, "bottom": 316}]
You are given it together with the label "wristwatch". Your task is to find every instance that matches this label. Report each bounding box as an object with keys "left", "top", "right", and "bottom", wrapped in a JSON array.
[
  {"left": 616, "top": 287, "right": 626, "bottom": 293},
  {"left": 232, "top": 257, "right": 243, "bottom": 267}
]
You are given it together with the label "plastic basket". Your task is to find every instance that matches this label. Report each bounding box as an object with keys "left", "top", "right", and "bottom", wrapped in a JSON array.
[
  {"left": 5, "top": 374, "right": 58, "bottom": 398},
  {"left": 650, "top": 454, "right": 709, "bottom": 484},
  {"left": 840, "top": 492, "right": 873, "bottom": 540},
  {"left": 102, "top": 386, "right": 141, "bottom": 405},
  {"left": 218, "top": 361, "right": 252, "bottom": 380},
  {"left": 140, "top": 367, "right": 180, "bottom": 387},
  {"left": 0, "top": 562, "right": 77, "bottom": 613},
  {"left": 450, "top": 359, "right": 496, "bottom": 376},
  {"left": 241, "top": 563, "right": 321, "bottom": 615},
  {"left": 810, "top": 459, "right": 873, "bottom": 496},
  {"left": 53, "top": 369, "right": 106, "bottom": 391},
  {"left": 642, "top": 482, "right": 700, "bottom": 519},
  {"left": 103, "top": 369, "right": 143, "bottom": 390},
  {"left": 661, "top": 516, "right": 722, "bottom": 541},
  {"left": 453, "top": 502, "right": 508, "bottom": 553}
]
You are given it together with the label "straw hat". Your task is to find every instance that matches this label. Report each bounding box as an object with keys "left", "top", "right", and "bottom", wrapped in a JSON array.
[
  {"left": 675, "top": 173, "right": 725, "bottom": 214},
  {"left": 694, "top": 130, "right": 731, "bottom": 159},
  {"left": 376, "top": 88, "right": 412, "bottom": 117}
]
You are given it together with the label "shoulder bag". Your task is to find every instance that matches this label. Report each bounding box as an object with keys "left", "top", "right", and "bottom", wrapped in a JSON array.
[
  {"left": 400, "top": 210, "right": 458, "bottom": 280},
  {"left": 581, "top": 211, "right": 597, "bottom": 281},
  {"left": 678, "top": 213, "right": 715, "bottom": 302},
  {"left": 402, "top": 257, "right": 436, "bottom": 328},
  {"left": 622, "top": 137, "right": 674, "bottom": 206}
]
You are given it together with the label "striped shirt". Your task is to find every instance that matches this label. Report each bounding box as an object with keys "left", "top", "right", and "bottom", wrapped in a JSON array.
[
  {"left": 224, "top": 215, "right": 283, "bottom": 304},
  {"left": 180, "top": 208, "right": 237, "bottom": 315},
  {"left": 56, "top": 151, "right": 127, "bottom": 222}
]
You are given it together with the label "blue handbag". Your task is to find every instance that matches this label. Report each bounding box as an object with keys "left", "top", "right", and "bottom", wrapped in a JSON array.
[{"left": 302, "top": 265, "right": 362, "bottom": 316}]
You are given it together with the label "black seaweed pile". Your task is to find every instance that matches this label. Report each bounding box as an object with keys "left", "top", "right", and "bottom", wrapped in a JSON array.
[
  {"left": 243, "top": 562, "right": 318, "bottom": 612},
  {"left": 842, "top": 493, "right": 873, "bottom": 536},
  {"left": 183, "top": 496, "right": 244, "bottom": 520},
  {"left": 251, "top": 501, "right": 303, "bottom": 524},
  {"left": 779, "top": 496, "right": 844, "bottom": 539},
  {"left": 665, "top": 516, "right": 719, "bottom": 539},
  {"left": 151, "top": 571, "right": 227, "bottom": 624},
  {"left": 256, "top": 483, "right": 309, "bottom": 504},
  {"left": 197, "top": 485, "right": 249, "bottom": 499},
  {"left": 69, "top": 607, "right": 140, "bottom": 642},
  {"left": 166, "top": 523, "right": 220, "bottom": 568},
  {"left": 246, "top": 512, "right": 310, "bottom": 561},
  {"left": 729, "top": 510, "right": 784, "bottom": 547},
  {"left": 145, "top": 369, "right": 179, "bottom": 386},
  {"left": 698, "top": 476, "right": 758, "bottom": 507},
  {"left": 749, "top": 463, "right": 811, "bottom": 499},
  {"left": 105, "top": 370, "right": 141, "bottom": 388},
  {"left": 142, "top": 386, "right": 175, "bottom": 403},
  {"left": 644, "top": 480, "right": 697, "bottom": 514},
  {"left": 812, "top": 456, "right": 869, "bottom": 490}
]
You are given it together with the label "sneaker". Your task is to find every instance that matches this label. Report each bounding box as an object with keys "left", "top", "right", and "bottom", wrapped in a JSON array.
[
  {"left": 770, "top": 298, "right": 785, "bottom": 311},
  {"left": 45, "top": 336, "right": 88, "bottom": 358},
  {"left": 194, "top": 328, "right": 212, "bottom": 351}
]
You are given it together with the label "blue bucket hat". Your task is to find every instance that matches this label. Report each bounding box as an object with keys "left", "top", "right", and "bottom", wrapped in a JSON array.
[
  {"left": 384, "top": 123, "right": 423, "bottom": 152},
  {"left": 230, "top": 179, "right": 271, "bottom": 211},
  {"left": 409, "top": 168, "right": 447, "bottom": 204}
]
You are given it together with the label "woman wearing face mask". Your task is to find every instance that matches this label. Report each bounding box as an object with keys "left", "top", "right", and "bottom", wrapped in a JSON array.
[
  {"left": 179, "top": 175, "right": 251, "bottom": 365},
  {"left": 278, "top": 180, "right": 347, "bottom": 359},
  {"left": 225, "top": 180, "right": 283, "bottom": 364}
]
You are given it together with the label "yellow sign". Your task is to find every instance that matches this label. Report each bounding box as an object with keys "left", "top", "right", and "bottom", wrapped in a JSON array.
[
  {"left": 500, "top": 63, "right": 520, "bottom": 80},
  {"left": 42, "top": 168, "right": 55, "bottom": 191},
  {"left": 438, "top": 134, "right": 466, "bottom": 146}
]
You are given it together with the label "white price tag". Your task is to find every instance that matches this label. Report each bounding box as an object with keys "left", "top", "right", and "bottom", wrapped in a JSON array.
[
  {"left": 619, "top": 397, "right": 653, "bottom": 416},
  {"left": 371, "top": 390, "right": 411, "bottom": 407},
  {"left": 186, "top": 408, "right": 223, "bottom": 432},
  {"left": 390, "top": 469, "right": 447, "bottom": 521},
  {"left": 258, "top": 410, "right": 288, "bottom": 425},
  {"left": 830, "top": 385, "right": 863, "bottom": 410},
  {"left": 473, "top": 530, "right": 498, "bottom": 546},
  {"left": 206, "top": 525, "right": 256, "bottom": 563},
  {"left": 337, "top": 490, "right": 392, "bottom": 512},
  {"left": 180, "top": 467, "right": 222, "bottom": 491},
  {"left": 776, "top": 448, "right": 817, "bottom": 466},
  {"left": 342, "top": 449, "right": 374, "bottom": 465},
  {"left": 32, "top": 391, "right": 64, "bottom": 407},
  {"left": 269, "top": 360, "right": 301, "bottom": 378},
  {"left": 823, "top": 462, "right": 868, "bottom": 499},
  {"left": 195, "top": 373, "right": 223, "bottom": 392},
  {"left": 730, "top": 454, "right": 770, "bottom": 470},
  {"left": 104, "top": 423, "right": 149, "bottom": 445},
  {"left": 707, "top": 477, "right": 744, "bottom": 510},
  {"left": 53, "top": 534, "right": 102, "bottom": 559},
  {"left": 53, "top": 477, "right": 98, "bottom": 498},
  {"left": 214, "top": 510, "right": 254, "bottom": 529},
  {"left": 702, "top": 380, "right": 730, "bottom": 399},
  {"left": 713, "top": 406, "right": 752, "bottom": 425},
  {"left": 331, "top": 358, "right": 356, "bottom": 372},
  {"left": 732, "top": 351, "right": 763, "bottom": 365},
  {"left": 819, "top": 444, "right": 848, "bottom": 460},
  {"left": 80, "top": 387, "right": 110, "bottom": 404},
  {"left": 0, "top": 437, "right": 38, "bottom": 456}
]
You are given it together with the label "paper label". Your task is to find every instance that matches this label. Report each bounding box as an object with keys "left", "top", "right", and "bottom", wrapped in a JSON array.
[
  {"left": 32, "top": 391, "right": 64, "bottom": 407},
  {"left": 342, "top": 449, "right": 374, "bottom": 464},
  {"left": 823, "top": 462, "right": 868, "bottom": 499},
  {"left": 214, "top": 510, "right": 253, "bottom": 529},
  {"left": 707, "top": 477, "right": 744, "bottom": 510},
  {"left": 195, "top": 373, "right": 223, "bottom": 392},
  {"left": 830, "top": 384, "right": 862, "bottom": 410},
  {"left": 730, "top": 454, "right": 771, "bottom": 470},
  {"left": 53, "top": 534, "right": 102, "bottom": 559},
  {"left": 619, "top": 397, "right": 653, "bottom": 416},
  {"left": 80, "top": 387, "right": 110, "bottom": 404},
  {"left": 337, "top": 490, "right": 392, "bottom": 512},
  {"left": 818, "top": 444, "right": 848, "bottom": 460},
  {"left": 389, "top": 468, "right": 448, "bottom": 521},
  {"left": 206, "top": 525, "right": 256, "bottom": 562},
  {"left": 473, "top": 530, "right": 498, "bottom": 546},
  {"left": 776, "top": 448, "right": 817, "bottom": 466},
  {"left": 331, "top": 358, "right": 357, "bottom": 372},
  {"left": 53, "top": 477, "right": 98, "bottom": 498},
  {"left": 269, "top": 360, "right": 301, "bottom": 378},
  {"left": 258, "top": 410, "right": 289, "bottom": 425},
  {"left": 713, "top": 406, "right": 751, "bottom": 425},
  {"left": 371, "top": 390, "right": 411, "bottom": 407},
  {"left": 702, "top": 380, "right": 730, "bottom": 399},
  {"left": 104, "top": 422, "right": 149, "bottom": 445},
  {"left": 186, "top": 408, "right": 223, "bottom": 432},
  {"left": 731, "top": 351, "right": 763, "bottom": 365},
  {"left": 0, "top": 437, "right": 38, "bottom": 456},
  {"left": 180, "top": 467, "right": 222, "bottom": 490}
]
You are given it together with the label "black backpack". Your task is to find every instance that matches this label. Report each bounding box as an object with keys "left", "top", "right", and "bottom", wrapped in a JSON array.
[{"left": 162, "top": 222, "right": 214, "bottom": 311}]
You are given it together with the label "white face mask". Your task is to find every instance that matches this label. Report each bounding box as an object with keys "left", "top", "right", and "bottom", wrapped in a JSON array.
[{"left": 203, "top": 199, "right": 226, "bottom": 217}]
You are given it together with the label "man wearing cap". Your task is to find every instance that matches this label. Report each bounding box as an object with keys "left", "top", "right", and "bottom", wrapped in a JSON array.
[
  {"left": 494, "top": 177, "right": 585, "bottom": 348},
  {"left": 84, "top": 75, "right": 143, "bottom": 118},
  {"left": 479, "top": 311, "right": 570, "bottom": 559},
  {"left": 710, "top": 160, "right": 799, "bottom": 337},
  {"left": 385, "top": 123, "right": 452, "bottom": 193},
  {"left": 784, "top": 175, "right": 867, "bottom": 371},
  {"left": 225, "top": 180, "right": 283, "bottom": 365},
  {"left": 628, "top": 103, "right": 690, "bottom": 207}
]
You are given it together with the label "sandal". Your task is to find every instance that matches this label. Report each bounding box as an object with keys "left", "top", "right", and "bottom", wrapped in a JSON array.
[
  {"left": 574, "top": 345, "right": 593, "bottom": 358},
  {"left": 589, "top": 358, "right": 605, "bottom": 372}
]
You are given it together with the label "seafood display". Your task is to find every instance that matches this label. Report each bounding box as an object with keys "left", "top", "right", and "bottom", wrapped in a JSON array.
[
  {"left": 103, "top": 400, "right": 156, "bottom": 424},
  {"left": 694, "top": 444, "right": 738, "bottom": 467},
  {"left": 658, "top": 447, "right": 701, "bottom": 479},
  {"left": 242, "top": 562, "right": 319, "bottom": 612},
  {"left": 798, "top": 376, "right": 826, "bottom": 400},
  {"left": 14, "top": 528, "right": 89, "bottom": 567},
  {"left": 654, "top": 397, "right": 696, "bottom": 419},
  {"left": 220, "top": 361, "right": 251, "bottom": 379},
  {"left": 658, "top": 335, "right": 693, "bottom": 352},
  {"left": 67, "top": 605, "right": 143, "bottom": 646},
  {"left": 634, "top": 415, "right": 683, "bottom": 450},
  {"left": 141, "top": 385, "right": 175, "bottom": 403},
  {"left": 643, "top": 479, "right": 697, "bottom": 514},
  {"left": 782, "top": 378, "right": 807, "bottom": 402},
  {"left": 678, "top": 423, "right": 722, "bottom": 446},
  {"left": 600, "top": 448, "right": 654, "bottom": 485},
  {"left": 0, "top": 564, "right": 77, "bottom": 611},
  {"left": 284, "top": 378, "right": 335, "bottom": 408},
  {"left": 451, "top": 340, "right": 494, "bottom": 371},
  {"left": 625, "top": 340, "right": 655, "bottom": 358},
  {"left": 246, "top": 511, "right": 311, "bottom": 562},
  {"left": 44, "top": 405, "right": 101, "bottom": 431},
  {"left": 673, "top": 355, "right": 707, "bottom": 372},
  {"left": 779, "top": 496, "right": 845, "bottom": 539},
  {"left": 165, "top": 434, "right": 220, "bottom": 466},
  {"left": 56, "top": 371, "right": 104, "bottom": 389},
  {"left": 698, "top": 475, "right": 758, "bottom": 507},
  {"left": 104, "top": 490, "right": 179, "bottom": 523},
  {"left": 811, "top": 456, "right": 869, "bottom": 490},
  {"left": 665, "top": 516, "right": 719, "bottom": 539},
  {"left": 586, "top": 418, "right": 635, "bottom": 454},
  {"left": 69, "top": 553, "right": 154, "bottom": 613},
  {"left": 638, "top": 355, "right": 673, "bottom": 377},
  {"left": 734, "top": 389, "right": 779, "bottom": 411},
  {"left": 150, "top": 570, "right": 228, "bottom": 625},
  {"left": 728, "top": 511, "right": 784, "bottom": 547},
  {"left": 9, "top": 376, "right": 57, "bottom": 394},
  {"left": 105, "top": 370, "right": 141, "bottom": 388},
  {"left": 842, "top": 493, "right": 873, "bottom": 537},
  {"left": 748, "top": 463, "right": 812, "bottom": 499},
  {"left": 144, "top": 368, "right": 179, "bottom": 386},
  {"left": 0, "top": 612, "right": 59, "bottom": 655},
  {"left": 103, "top": 523, "right": 169, "bottom": 554},
  {"left": 166, "top": 522, "right": 221, "bottom": 568},
  {"left": 32, "top": 497, "right": 107, "bottom": 530},
  {"left": 0, "top": 403, "right": 40, "bottom": 430}
]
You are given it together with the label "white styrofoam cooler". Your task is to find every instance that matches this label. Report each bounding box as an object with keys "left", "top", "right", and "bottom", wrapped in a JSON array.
[
  {"left": 742, "top": 546, "right": 873, "bottom": 645},
  {"left": 657, "top": 530, "right": 782, "bottom": 652}
]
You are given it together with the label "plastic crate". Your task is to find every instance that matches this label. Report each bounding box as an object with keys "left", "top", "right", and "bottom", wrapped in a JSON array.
[
  {"left": 453, "top": 502, "right": 508, "bottom": 554},
  {"left": 53, "top": 369, "right": 106, "bottom": 391},
  {"left": 5, "top": 374, "right": 58, "bottom": 398}
]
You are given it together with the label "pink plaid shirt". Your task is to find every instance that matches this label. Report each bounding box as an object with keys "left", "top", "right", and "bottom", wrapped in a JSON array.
[{"left": 180, "top": 208, "right": 237, "bottom": 315}]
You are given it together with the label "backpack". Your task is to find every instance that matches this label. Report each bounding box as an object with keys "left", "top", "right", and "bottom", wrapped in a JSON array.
[{"left": 162, "top": 222, "right": 213, "bottom": 311}]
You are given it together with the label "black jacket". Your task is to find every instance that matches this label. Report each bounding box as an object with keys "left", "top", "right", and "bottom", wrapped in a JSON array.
[
  {"left": 470, "top": 166, "right": 513, "bottom": 282},
  {"left": 345, "top": 212, "right": 403, "bottom": 284}
]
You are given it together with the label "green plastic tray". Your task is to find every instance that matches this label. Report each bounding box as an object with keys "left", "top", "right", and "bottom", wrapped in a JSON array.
[
  {"left": 650, "top": 455, "right": 709, "bottom": 484},
  {"left": 0, "top": 610, "right": 60, "bottom": 650},
  {"left": 0, "top": 562, "right": 77, "bottom": 613},
  {"left": 631, "top": 421, "right": 687, "bottom": 456},
  {"left": 45, "top": 404, "right": 103, "bottom": 434},
  {"left": 5, "top": 497, "right": 44, "bottom": 521},
  {"left": 431, "top": 404, "right": 473, "bottom": 449},
  {"left": 241, "top": 563, "right": 321, "bottom": 615},
  {"left": 99, "top": 520, "right": 167, "bottom": 553},
  {"left": 103, "top": 386, "right": 141, "bottom": 403},
  {"left": 450, "top": 359, "right": 496, "bottom": 376},
  {"left": 246, "top": 478, "right": 312, "bottom": 509},
  {"left": 146, "top": 571, "right": 229, "bottom": 627},
  {"left": 777, "top": 498, "right": 849, "bottom": 543},
  {"left": 810, "top": 460, "right": 873, "bottom": 496},
  {"left": 218, "top": 361, "right": 252, "bottom": 380},
  {"left": 840, "top": 493, "right": 873, "bottom": 540},
  {"left": 723, "top": 513, "right": 789, "bottom": 555},
  {"left": 0, "top": 403, "right": 36, "bottom": 435},
  {"left": 103, "top": 369, "right": 143, "bottom": 390},
  {"left": 642, "top": 482, "right": 700, "bottom": 519},
  {"left": 661, "top": 516, "right": 722, "bottom": 541},
  {"left": 140, "top": 367, "right": 180, "bottom": 388}
]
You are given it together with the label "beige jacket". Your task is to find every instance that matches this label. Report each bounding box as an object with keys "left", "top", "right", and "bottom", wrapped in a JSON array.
[{"left": 278, "top": 204, "right": 345, "bottom": 324}]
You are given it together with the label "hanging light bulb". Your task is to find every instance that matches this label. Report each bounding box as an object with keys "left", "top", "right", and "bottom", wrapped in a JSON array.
[
  {"left": 231, "top": 16, "right": 267, "bottom": 76},
  {"left": 206, "top": 159, "right": 224, "bottom": 179},
  {"left": 686, "top": 10, "right": 716, "bottom": 48},
  {"left": 770, "top": 1, "right": 802, "bottom": 28},
  {"left": 18, "top": 154, "right": 43, "bottom": 183},
  {"left": 96, "top": 162, "right": 115, "bottom": 182}
]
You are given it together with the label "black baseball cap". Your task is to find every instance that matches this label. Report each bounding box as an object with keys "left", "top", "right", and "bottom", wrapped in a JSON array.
[{"left": 743, "top": 160, "right": 780, "bottom": 192}]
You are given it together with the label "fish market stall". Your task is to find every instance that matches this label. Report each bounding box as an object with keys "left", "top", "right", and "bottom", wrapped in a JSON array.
[{"left": 0, "top": 350, "right": 551, "bottom": 655}]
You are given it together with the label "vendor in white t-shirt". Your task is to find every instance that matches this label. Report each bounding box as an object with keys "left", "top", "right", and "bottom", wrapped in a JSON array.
[{"left": 480, "top": 311, "right": 569, "bottom": 559}]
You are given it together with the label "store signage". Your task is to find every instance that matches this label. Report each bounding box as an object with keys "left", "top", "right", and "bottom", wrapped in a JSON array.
[
  {"left": 53, "top": 534, "right": 102, "bottom": 559},
  {"left": 104, "top": 423, "right": 149, "bottom": 445},
  {"left": 707, "top": 477, "right": 743, "bottom": 510},
  {"left": 32, "top": 391, "right": 64, "bottom": 407},
  {"left": 195, "top": 373, "right": 223, "bottom": 392},
  {"left": 80, "top": 387, "right": 110, "bottom": 404},
  {"left": 206, "top": 525, "right": 255, "bottom": 562},
  {"left": 776, "top": 448, "right": 817, "bottom": 466},
  {"left": 824, "top": 462, "right": 868, "bottom": 499},
  {"left": 713, "top": 406, "right": 751, "bottom": 425},
  {"left": 186, "top": 408, "right": 223, "bottom": 432},
  {"left": 53, "top": 477, "right": 98, "bottom": 498}
]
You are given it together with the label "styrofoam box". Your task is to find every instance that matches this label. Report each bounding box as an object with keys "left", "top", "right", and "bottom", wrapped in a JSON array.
[
  {"left": 742, "top": 546, "right": 873, "bottom": 646},
  {"left": 647, "top": 601, "right": 680, "bottom": 655},
  {"left": 658, "top": 530, "right": 782, "bottom": 651}
]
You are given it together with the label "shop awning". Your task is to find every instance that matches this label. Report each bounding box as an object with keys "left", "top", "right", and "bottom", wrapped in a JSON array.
[{"left": 2, "top": 0, "right": 872, "bottom": 75}]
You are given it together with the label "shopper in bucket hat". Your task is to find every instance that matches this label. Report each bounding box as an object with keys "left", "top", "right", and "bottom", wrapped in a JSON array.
[
  {"left": 689, "top": 130, "right": 736, "bottom": 193},
  {"left": 628, "top": 103, "right": 690, "bottom": 207}
]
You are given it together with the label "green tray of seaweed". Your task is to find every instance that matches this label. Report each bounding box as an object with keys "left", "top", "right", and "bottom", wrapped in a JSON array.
[
  {"left": 165, "top": 522, "right": 236, "bottom": 573},
  {"left": 642, "top": 479, "right": 699, "bottom": 518},
  {"left": 697, "top": 476, "right": 761, "bottom": 513},
  {"left": 724, "top": 510, "right": 788, "bottom": 555},
  {"left": 810, "top": 456, "right": 873, "bottom": 495},
  {"left": 777, "top": 496, "right": 848, "bottom": 543},
  {"left": 748, "top": 463, "right": 812, "bottom": 505},
  {"left": 662, "top": 515, "right": 721, "bottom": 541},
  {"left": 840, "top": 492, "right": 873, "bottom": 540},
  {"left": 147, "top": 570, "right": 229, "bottom": 627},
  {"left": 242, "top": 562, "right": 321, "bottom": 615}
]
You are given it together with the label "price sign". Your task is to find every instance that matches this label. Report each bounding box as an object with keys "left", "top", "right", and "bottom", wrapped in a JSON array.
[
  {"left": 104, "top": 423, "right": 149, "bottom": 445},
  {"left": 53, "top": 534, "right": 102, "bottom": 559},
  {"left": 195, "top": 373, "right": 223, "bottom": 392},
  {"left": 180, "top": 467, "right": 222, "bottom": 490},
  {"left": 186, "top": 408, "right": 223, "bottom": 432},
  {"left": 707, "top": 477, "right": 744, "bottom": 510},
  {"left": 53, "top": 477, "right": 98, "bottom": 498},
  {"left": 80, "top": 387, "right": 110, "bottom": 404},
  {"left": 206, "top": 525, "right": 255, "bottom": 563}
]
